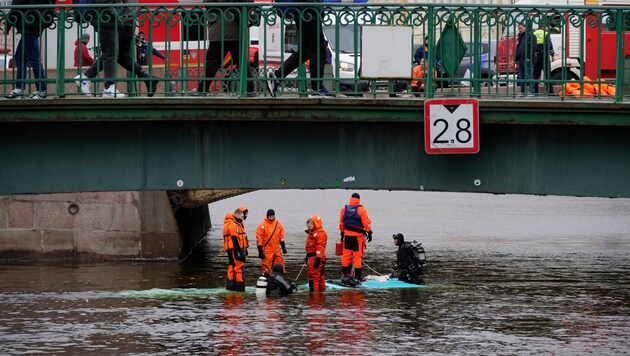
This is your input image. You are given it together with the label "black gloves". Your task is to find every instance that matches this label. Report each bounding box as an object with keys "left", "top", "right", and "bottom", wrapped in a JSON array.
[
  {"left": 304, "top": 255, "right": 308, "bottom": 263},
  {"left": 257, "top": 246, "right": 265, "bottom": 259},
  {"left": 280, "top": 241, "right": 288, "bottom": 255},
  {"left": 235, "top": 248, "right": 246, "bottom": 262},
  {"left": 340, "top": 232, "right": 344, "bottom": 241},
  {"left": 232, "top": 236, "right": 245, "bottom": 262},
  {"left": 313, "top": 257, "right": 322, "bottom": 269},
  {"left": 227, "top": 250, "right": 235, "bottom": 266},
  {"left": 367, "top": 230, "right": 373, "bottom": 243}
]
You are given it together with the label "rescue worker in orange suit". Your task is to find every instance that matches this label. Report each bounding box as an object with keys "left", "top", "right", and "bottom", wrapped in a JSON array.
[
  {"left": 305, "top": 215, "right": 328, "bottom": 292},
  {"left": 223, "top": 208, "right": 248, "bottom": 291},
  {"left": 339, "top": 192, "right": 373, "bottom": 282},
  {"left": 256, "top": 209, "right": 287, "bottom": 274}
]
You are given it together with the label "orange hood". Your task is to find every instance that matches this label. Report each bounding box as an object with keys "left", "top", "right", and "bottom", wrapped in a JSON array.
[
  {"left": 238, "top": 205, "right": 248, "bottom": 219},
  {"left": 348, "top": 197, "right": 361, "bottom": 205},
  {"left": 310, "top": 215, "right": 323, "bottom": 231},
  {"left": 224, "top": 212, "right": 235, "bottom": 224}
]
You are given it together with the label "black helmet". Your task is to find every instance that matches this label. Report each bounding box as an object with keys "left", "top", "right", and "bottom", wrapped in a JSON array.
[
  {"left": 392, "top": 233, "right": 404, "bottom": 243},
  {"left": 272, "top": 263, "right": 284, "bottom": 274}
]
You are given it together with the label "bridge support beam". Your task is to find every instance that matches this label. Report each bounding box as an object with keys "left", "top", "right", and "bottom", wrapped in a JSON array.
[{"left": 170, "top": 189, "right": 254, "bottom": 208}]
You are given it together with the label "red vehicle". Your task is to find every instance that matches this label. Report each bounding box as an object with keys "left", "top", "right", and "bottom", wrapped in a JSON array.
[
  {"left": 135, "top": 0, "right": 260, "bottom": 92},
  {"left": 496, "top": 0, "right": 630, "bottom": 81}
]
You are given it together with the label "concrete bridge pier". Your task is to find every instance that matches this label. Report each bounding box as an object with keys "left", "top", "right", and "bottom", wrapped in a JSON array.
[
  {"left": 0, "top": 189, "right": 251, "bottom": 261},
  {"left": 0, "top": 191, "right": 181, "bottom": 261}
]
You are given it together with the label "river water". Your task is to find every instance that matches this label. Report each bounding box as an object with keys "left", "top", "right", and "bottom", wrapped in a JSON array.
[{"left": 1, "top": 190, "right": 629, "bottom": 354}]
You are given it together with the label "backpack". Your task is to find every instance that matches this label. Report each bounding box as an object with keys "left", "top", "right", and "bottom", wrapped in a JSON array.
[
  {"left": 342, "top": 205, "right": 363, "bottom": 229},
  {"left": 72, "top": 0, "right": 97, "bottom": 23}
]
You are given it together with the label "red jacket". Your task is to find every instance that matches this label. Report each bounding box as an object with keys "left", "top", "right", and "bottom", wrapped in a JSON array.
[{"left": 73, "top": 39, "right": 94, "bottom": 67}]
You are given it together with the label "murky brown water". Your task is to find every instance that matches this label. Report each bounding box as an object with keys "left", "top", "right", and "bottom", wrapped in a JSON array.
[{"left": 1, "top": 190, "right": 629, "bottom": 354}]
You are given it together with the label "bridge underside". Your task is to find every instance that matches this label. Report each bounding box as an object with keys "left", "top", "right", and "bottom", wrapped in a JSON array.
[{"left": 1, "top": 98, "right": 630, "bottom": 198}]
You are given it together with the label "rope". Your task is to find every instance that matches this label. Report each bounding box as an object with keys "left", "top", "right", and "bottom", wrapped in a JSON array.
[
  {"left": 294, "top": 262, "right": 307, "bottom": 281},
  {"left": 363, "top": 262, "right": 384, "bottom": 276},
  {"left": 320, "top": 190, "right": 325, "bottom": 217}
]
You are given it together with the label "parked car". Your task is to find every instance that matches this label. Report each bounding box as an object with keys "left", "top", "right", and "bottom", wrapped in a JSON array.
[
  {"left": 458, "top": 40, "right": 498, "bottom": 86},
  {"left": 322, "top": 24, "right": 370, "bottom": 94},
  {"left": 0, "top": 48, "right": 13, "bottom": 70}
]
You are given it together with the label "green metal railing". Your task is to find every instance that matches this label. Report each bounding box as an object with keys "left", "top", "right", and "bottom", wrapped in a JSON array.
[{"left": 0, "top": 2, "right": 628, "bottom": 101}]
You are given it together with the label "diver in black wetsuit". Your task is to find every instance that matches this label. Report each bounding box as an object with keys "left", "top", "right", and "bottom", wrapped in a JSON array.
[
  {"left": 266, "top": 263, "right": 297, "bottom": 298},
  {"left": 392, "top": 233, "right": 427, "bottom": 285}
]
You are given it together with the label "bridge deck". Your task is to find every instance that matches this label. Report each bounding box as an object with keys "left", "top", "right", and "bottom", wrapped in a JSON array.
[
  {"left": 1, "top": 97, "right": 629, "bottom": 198},
  {"left": 2, "top": 97, "right": 629, "bottom": 125}
]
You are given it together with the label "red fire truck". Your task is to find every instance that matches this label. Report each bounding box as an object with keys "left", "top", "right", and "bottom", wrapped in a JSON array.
[{"left": 134, "top": 0, "right": 261, "bottom": 91}]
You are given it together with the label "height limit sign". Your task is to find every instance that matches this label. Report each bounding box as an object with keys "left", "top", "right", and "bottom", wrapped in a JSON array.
[{"left": 424, "top": 98, "right": 479, "bottom": 154}]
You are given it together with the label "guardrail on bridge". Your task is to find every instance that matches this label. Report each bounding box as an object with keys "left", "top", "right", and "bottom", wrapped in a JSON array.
[{"left": 0, "top": 2, "right": 628, "bottom": 101}]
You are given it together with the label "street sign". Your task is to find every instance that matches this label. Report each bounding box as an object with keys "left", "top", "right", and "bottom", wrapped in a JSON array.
[{"left": 424, "top": 98, "right": 479, "bottom": 154}]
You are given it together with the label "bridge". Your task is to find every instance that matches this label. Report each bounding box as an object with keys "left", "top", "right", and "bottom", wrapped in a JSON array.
[
  {"left": 2, "top": 97, "right": 630, "bottom": 197},
  {"left": 1, "top": 2, "right": 629, "bottom": 261}
]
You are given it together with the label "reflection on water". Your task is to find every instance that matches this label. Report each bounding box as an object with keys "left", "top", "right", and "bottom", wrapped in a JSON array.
[{"left": 1, "top": 190, "right": 629, "bottom": 354}]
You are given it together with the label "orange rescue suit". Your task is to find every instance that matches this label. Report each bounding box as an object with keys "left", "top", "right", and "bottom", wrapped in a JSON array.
[
  {"left": 223, "top": 212, "right": 248, "bottom": 284},
  {"left": 339, "top": 197, "right": 372, "bottom": 270},
  {"left": 256, "top": 217, "right": 286, "bottom": 273},
  {"left": 306, "top": 215, "right": 328, "bottom": 292}
]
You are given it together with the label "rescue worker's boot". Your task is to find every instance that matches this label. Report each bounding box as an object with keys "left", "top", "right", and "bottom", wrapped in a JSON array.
[
  {"left": 355, "top": 268, "right": 365, "bottom": 283},
  {"left": 234, "top": 281, "right": 245, "bottom": 292},
  {"left": 226, "top": 279, "right": 235, "bottom": 291},
  {"left": 341, "top": 266, "right": 351, "bottom": 276},
  {"left": 308, "top": 280, "right": 315, "bottom": 292}
]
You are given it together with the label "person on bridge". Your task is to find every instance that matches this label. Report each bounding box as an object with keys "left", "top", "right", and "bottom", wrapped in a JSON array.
[
  {"left": 256, "top": 209, "right": 287, "bottom": 274},
  {"left": 265, "top": 263, "right": 297, "bottom": 298},
  {"left": 533, "top": 24, "right": 555, "bottom": 95},
  {"left": 73, "top": 0, "right": 159, "bottom": 98},
  {"left": 3, "top": 0, "right": 54, "bottom": 100},
  {"left": 514, "top": 23, "right": 536, "bottom": 96},
  {"left": 74, "top": 32, "right": 94, "bottom": 68},
  {"left": 188, "top": 0, "right": 255, "bottom": 96},
  {"left": 339, "top": 193, "right": 373, "bottom": 282},
  {"left": 266, "top": 0, "right": 330, "bottom": 97},
  {"left": 223, "top": 208, "right": 248, "bottom": 291},
  {"left": 392, "top": 233, "right": 427, "bottom": 285},
  {"left": 305, "top": 215, "right": 328, "bottom": 292},
  {"left": 135, "top": 31, "right": 166, "bottom": 66}
]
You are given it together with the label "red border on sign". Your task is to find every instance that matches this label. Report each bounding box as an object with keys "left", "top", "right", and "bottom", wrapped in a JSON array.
[{"left": 424, "top": 98, "right": 479, "bottom": 154}]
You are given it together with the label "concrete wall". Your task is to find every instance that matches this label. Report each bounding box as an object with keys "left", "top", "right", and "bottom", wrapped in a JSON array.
[{"left": 0, "top": 191, "right": 181, "bottom": 261}]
